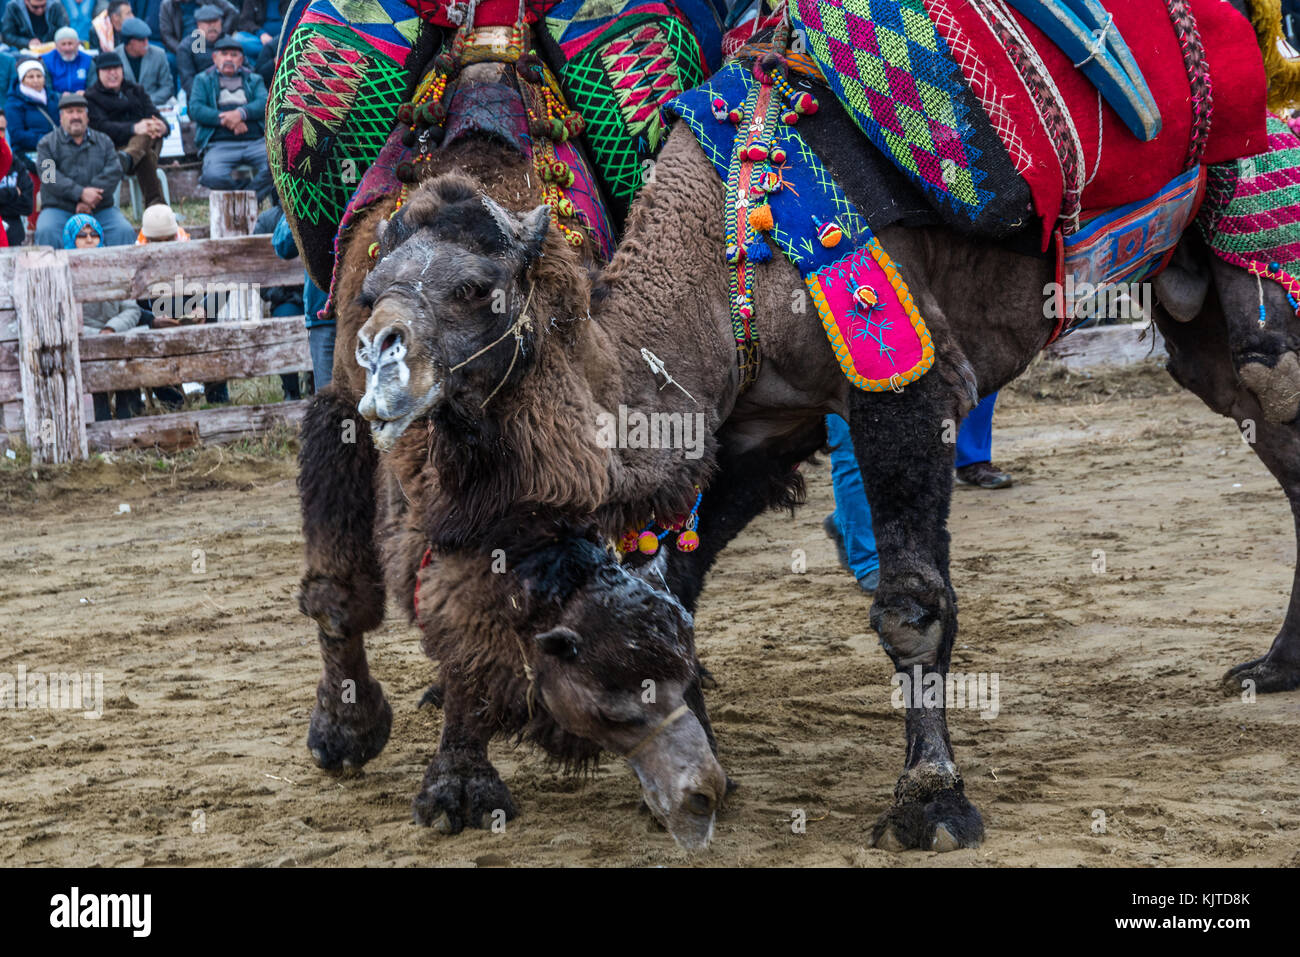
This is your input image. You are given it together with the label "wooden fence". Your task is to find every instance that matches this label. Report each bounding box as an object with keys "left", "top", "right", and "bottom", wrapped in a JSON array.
[{"left": 1, "top": 232, "right": 311, "bottom": 462}]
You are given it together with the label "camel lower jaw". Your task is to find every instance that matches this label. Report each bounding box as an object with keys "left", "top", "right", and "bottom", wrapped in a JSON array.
[{"left": 363, "top": 383, "right": 442, "bottom": 451}]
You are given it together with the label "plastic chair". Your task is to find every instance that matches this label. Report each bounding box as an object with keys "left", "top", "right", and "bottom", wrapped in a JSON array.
[{"left": 116, "top": 167, "right": 172, "bottom": 220}]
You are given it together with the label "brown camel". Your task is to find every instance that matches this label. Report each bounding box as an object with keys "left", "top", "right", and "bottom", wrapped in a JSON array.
[{"left": 301, "top": 50, "right": 1300, "bottom": 850}]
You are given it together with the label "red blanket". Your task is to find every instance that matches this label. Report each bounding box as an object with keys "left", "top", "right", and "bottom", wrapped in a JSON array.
[{"left": 926, "top": 0, "right": 1267, "bottom": 249}]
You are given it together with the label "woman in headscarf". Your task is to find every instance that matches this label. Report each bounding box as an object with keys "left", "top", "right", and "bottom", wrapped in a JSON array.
[
  {"left": 64, "top": 213, "right": 145, "bottom": 421},
  {"left": 4, "top": 58, "right": 56, "bottom": 153}
]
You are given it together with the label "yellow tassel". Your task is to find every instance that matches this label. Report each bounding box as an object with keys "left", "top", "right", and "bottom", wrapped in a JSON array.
[
  {"left": 748, "top": 204, "right": 774, "bottom": 232},
  {"left": 1246, "top": 0, "right": 1300, "bottom": 111}
]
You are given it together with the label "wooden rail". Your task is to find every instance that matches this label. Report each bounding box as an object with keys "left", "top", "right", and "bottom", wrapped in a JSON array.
[{"left": 2, "top": 226, "right": 310, "bottom": 461}]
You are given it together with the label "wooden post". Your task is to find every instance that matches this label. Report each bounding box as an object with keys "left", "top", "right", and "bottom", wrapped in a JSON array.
[
  {"left": 16, "top": 248, "right": 88, "bottom": 463},
  {"left": 209, "top": 191, "right": 262, "bottom": 321}
]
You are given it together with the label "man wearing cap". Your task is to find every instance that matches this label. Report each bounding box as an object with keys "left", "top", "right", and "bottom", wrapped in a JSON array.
[
  {"left": 158, "top": 0, "right": 233, "bottom": 56},
  {"left": 118, "top": 15, "right": 171, "bottom": 106},
  {"left": 40, "top": 26, "right": 92, "bottom": 96},
  {"left": 1, "top": 0, "right": 71, "bottom": 50},
  {"left": 35, "top": 90, "right": 134, "bottom": 246},
  {"left": 190, "top": 34, "right": 269, "bottom": 199},
  {"left": 175, "top": 3, "right": 220, "bottom": 97},
  {"left": 90, "top": 0, "right": 133, "bottom": 52},
  {"left": 86, "top": 49, "right": 167, "bottom": 207}
]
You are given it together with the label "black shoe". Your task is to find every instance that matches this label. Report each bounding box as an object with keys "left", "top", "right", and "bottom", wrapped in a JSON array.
[
  {"left": 116, "top": 150, "right": 136, "bottom": 174},
  {"left": 857, "top": 568, "right": 880, "bottom": 594},
  {"left": 955, "top": 461, "right": 1014, "bottom": 489},
  {"left": 823, "top": 513, "right": 850, "bottom": 572}
]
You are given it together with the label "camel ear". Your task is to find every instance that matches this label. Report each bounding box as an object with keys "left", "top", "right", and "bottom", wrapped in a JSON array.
[
  {"left": 517, "top": 204, "right": 550, "bottom": 261},
  {"left": 625, "top": 550, "right": 669, "bottom": 591},
  {"left": 534, "top": 626, "right": 581, "bottom": 660}
]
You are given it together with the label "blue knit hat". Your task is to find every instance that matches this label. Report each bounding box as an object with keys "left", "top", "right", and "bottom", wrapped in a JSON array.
[{"left": 63, "top": 214, "right": 103, "bottom": 249}]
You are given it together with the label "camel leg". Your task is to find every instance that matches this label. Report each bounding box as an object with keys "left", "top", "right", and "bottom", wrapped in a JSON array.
[
  {"left": 298, "top": 387, "right": 393, "bottom": 768},
  {"left": 412, "top": 671, "right": 517, "bottom": 833},
  {"left": 848, "top": 370, "right": 984, "bottom": 851},
  {"left": 1157, "top": 304, "right": 1300, "bottom": 693}
]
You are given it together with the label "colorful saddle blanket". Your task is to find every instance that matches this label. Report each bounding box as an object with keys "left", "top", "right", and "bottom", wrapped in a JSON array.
[
  {"left": 1199, "top": 115, "right": 1300, "bottom": 315},
  {"left": 668, "top": 60, "right": 934, "bottom": 392},
  {"left": 789, "top": 0, "right": 1268, "bottom": 249}
]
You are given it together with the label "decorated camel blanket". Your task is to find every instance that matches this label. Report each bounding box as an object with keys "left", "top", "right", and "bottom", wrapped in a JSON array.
[
  {"left": 667, "top": 59, "right": 935, "bottom": 393},
  {"left": 788, "top": 0, "right": 1267, "bottom": 247}
]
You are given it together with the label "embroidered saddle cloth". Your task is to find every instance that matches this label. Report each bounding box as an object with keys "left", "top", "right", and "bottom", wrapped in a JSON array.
[
  {"left": 789, "top": 0, "right": 1268, "bottom": 249},
  {"left": 668, "top": 60, "right": 935, "bottom": 392}
]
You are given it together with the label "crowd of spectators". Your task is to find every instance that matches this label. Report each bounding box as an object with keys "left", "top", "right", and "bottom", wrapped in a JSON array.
[{"left": 0, "top": 0, "right": 335, "bottom": 418}]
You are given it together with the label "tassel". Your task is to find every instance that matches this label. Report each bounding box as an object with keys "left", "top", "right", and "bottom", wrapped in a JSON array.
[
  {"left": 746, "top": 240, "right": 772, "bottom": 263},
  {"left": 748, "top": 204, "right": 774, "bottom": 232}
]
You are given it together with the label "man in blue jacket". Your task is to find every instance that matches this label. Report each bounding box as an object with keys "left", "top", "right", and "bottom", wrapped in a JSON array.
[
  {"left": 41, "top": 26, "right": 92, "bottom": 95},
  {"left": 189, "top": 34, "right": 269, "bottom": 198}
]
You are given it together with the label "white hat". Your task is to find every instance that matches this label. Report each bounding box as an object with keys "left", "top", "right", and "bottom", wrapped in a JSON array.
[
  {"left": 141, "top": 204, "right": 180, "bottom": 239},
  {"left": 54, "top": 26, "right": 80, "bottom": 43},
  {"left": 17, "top": 59, "right": 45, "bottom": 80}
]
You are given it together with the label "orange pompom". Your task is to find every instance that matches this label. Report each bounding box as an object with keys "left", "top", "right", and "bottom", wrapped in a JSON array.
[{"left": 748, "top": 204, "right": 774, "bottom": 232}]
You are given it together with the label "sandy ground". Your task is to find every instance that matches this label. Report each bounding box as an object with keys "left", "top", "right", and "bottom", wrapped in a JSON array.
[{"left": 2, "top": 360, "right": 1298, "bottom": 868}]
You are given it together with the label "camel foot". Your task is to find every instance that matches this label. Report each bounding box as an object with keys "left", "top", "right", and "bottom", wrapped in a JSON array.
[
  {"left": 412, "top": 750, "right": 517, "bottom": 834},
  {"left": 870, "top": 763, "right": 984, "bottom": 852},
  {"left": 1238, "top": 353, "right": 1300, "bottom": 424},
  {"left": 307, "top": 676, "right": 392, "bottom": 770},
  {"left": 1221, "top": 655, "right": 1300, "bottom": 695}
]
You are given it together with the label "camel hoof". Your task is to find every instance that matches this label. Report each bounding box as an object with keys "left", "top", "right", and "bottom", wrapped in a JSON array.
[
  {"left": 1238, "top": 354, "right": 1300, "bottom": 424},
  {"left": 307, "top": 678, "right": 392, "bottom": 770},
  {"left": 412, "top": 751, "right": 517, "bottom": 834},
  {"left": 870, "top": 767, "right": 984, "bottom": 851},
  {"left": 1221, "top": 656, "right": 1300, "bottom": 696}
]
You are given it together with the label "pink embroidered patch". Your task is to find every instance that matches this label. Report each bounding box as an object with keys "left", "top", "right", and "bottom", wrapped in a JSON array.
[{"left": 805, "top": 240, "right": 935, "bottom": 391}]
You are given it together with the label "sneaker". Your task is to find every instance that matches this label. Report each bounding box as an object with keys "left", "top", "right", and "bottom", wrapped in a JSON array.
[
  {"left": 955, "top": 461, "right": 1013, "bottom": 489},
  {"left": 823, "top": 513, "right": 850, "bottom": 572},
  {"left": 857, "top": 568, "right": 880, "bottom": 594}
]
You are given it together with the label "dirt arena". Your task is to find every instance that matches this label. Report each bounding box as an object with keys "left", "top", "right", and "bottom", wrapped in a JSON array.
[{"left": 2, "top": 359, "right": 1298, "bottom": 867}]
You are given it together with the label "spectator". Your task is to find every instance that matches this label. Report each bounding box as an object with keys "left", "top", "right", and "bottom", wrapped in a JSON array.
[
  {"left": 139, "top": 203, "right": 228, "bottom": 405},
  {"left": 252, "top": 22, "right": 273, "bottom": 88},
  {"left": 0, "top": 123, "right": 9, "bottom": 247},
  {"left": 174, "top": 2, "right": 218, "bottom": 97},
  {"left": 270, "top": 207, "right": 331, "bottom": 387},
  {"left": 190, "top": 35, "right": 268, "bottom": 198},
  {"left": 159, "top": 0, "right": 232, "bottom": 56},
  {"left": 63, "top": 0, "right": 90, "bottom": 41},
  {"left": 86, "top": 50, "right": 166, "bottom": 207},
  {"left": 231, "top": 0, "right": 267, "bottom": 61},
  {"left": 90, "top": 0, "right": 132, "bottom": 51},
  {"left": 128, "top": 0, "right": 161, "bottom": 42},
  {"left": 256, "top": 203, "right": 310, "bottom": 399},
  {"left": 41, "top": 26, "right": 92, "bottom": 96},
  {"left": 0, "top": 111, "right": 36, "bottom": 244},
  {"left": 65, "top": 213, "right": 144, "bottom": 420},
  {"left": 34, "top": 91, "right": 134, "bottom": 246},
  {"left": 2, "top": 0, "right": 71, "bottom": 50},
  {"left": 117, "top": 16, "right": 169, "bottom": 105},
  {"left": 6, "top": 58, "right": 55, "bottom": 152}
]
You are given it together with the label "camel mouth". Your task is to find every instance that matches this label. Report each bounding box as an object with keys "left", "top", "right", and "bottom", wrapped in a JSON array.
[{"left": 360, "top": 381, "right": 442, "bottom": 451}]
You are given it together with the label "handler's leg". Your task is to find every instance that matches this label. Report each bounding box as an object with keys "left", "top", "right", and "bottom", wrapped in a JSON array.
[{"left": 825, "top": 413, "right": 880, "bottom": 589}]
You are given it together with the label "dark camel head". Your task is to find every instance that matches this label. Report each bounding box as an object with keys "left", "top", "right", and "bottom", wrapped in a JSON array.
[
  {"left": 355, "top": 172, "right": 552, "bottom": 450},
  {"left": 516, "top": 539, "right": 726, "bottom": 850}
]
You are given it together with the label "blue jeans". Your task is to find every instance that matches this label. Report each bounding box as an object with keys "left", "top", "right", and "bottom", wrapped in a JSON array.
[
  {"left": 36, "top": 205, "right": 136, "bottom": 247},
  {"left": 309, "top": 323, "right": 336, "bottom": 390},
  {"left": 200, "top": 139, "right": 273, "bottom": 200},
  {"left": 827, "top": 391, "right": 999, "bottom": 579},
  {"left": 234, "top": 31, "right": 265, "bottom": 61}
]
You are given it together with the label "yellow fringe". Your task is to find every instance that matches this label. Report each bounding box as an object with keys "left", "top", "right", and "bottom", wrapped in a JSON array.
[{"left": 1246, "top": 0, "right": 1300, "bottom": 112}]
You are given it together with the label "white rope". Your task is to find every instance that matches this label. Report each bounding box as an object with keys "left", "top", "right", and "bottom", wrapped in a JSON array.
[{"left": 1073, "top": 14, "right": 1114, "bottom": 69}]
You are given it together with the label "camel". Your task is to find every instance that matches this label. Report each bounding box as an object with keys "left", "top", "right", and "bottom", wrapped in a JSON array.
[{"left": 299, "top": 33, "right": 1300, "bottom": 853}]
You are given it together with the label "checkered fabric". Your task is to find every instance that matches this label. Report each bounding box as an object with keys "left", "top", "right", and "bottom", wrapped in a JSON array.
[{"left": 791, "top": 0, "right": 1022, "bottom": 232}]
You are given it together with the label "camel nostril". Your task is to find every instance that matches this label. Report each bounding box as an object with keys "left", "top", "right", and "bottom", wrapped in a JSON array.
[
  {"left": 377, "top": 327, "right": 404, "bottom": 358},
  {"left": 685, "top": 791, "right": 715, "bottom": 816}
]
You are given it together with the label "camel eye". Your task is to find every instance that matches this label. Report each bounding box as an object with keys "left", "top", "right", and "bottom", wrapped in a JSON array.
[{"left": 454, "top": 280, "right": 494, "bottom": 303}]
